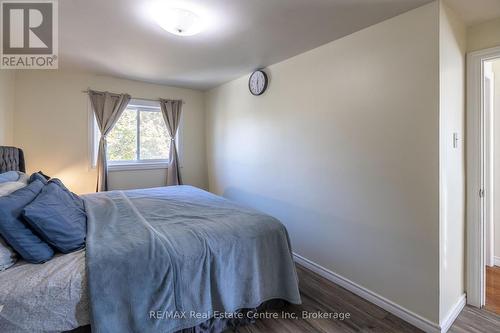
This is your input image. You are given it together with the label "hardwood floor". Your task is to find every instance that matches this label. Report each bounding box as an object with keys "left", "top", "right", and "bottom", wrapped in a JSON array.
[
  {"left": 231, "top": 265, "right": 500, "bottom": 333},
  {"left": 230, "top": 265, "right": 422, "bottom": 333},
  {"left": 70, "top": 264, "right": 500, "bottom": 332},
  {"left": 449, "top": 305, "right": 500, "bottom": 333},
  {"left": 486, "top": 265, "right": 500, "bottom": 315}
]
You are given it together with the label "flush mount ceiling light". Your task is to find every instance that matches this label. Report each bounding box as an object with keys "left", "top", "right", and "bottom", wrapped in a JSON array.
[{"left": 155, "top": 7, "right": 204, "bottom": 36}]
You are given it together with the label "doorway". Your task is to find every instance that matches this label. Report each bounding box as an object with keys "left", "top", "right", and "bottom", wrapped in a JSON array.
[
  {"left": 467, "top": 46, "right": 500, "bottom": 313},
  {"left": 485, "top": 58, "right": 500, "bottom": 315}
]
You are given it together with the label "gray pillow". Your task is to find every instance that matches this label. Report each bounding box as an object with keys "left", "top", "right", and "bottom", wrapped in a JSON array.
[
  {"left": 0, "top": 236, "right": 17, "bottom": 271},
  {"left": 0, "top": 181, "right": 27, "bottom": 197}
]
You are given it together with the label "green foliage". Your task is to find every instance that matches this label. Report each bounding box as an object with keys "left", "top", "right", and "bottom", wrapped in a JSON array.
[
  {"left": 140, "top": 111, "right": 170, "bottom": 160},
  {"left": 107, "top": 110, "right": 137, "bottom": 161},
  {"left": 107, "top": 109, "right": 170, "bottom": 162}
]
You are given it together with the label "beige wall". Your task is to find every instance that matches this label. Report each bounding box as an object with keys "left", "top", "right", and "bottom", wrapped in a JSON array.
[
  {"left": 467, "top": 17, "right": 500, "bottom": 52},
  {"left": 0, "top": 71, "right": 15, "bottom": 145},
  {"left": 13, "top": 71, "right": 208, "bottom": 194},
  {"left": 438, "top": 1, "right": 466, "bottom": 323},
  {"left": 206, "top": 2, "right": 440, "bottom": 324}
]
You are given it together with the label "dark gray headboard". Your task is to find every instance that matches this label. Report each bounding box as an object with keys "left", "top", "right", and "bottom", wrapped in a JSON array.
[{"left": 0, "top": 146, "right": 25, "bottom": 173}]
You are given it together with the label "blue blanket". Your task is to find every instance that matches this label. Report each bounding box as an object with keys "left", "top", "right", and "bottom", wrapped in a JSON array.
[{"left": 83, "top": 186, "right": 301, "bottom": 333}]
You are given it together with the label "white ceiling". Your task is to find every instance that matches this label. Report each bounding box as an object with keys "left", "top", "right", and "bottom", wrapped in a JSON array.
[
  {"left": 60, "top": 0, "right": 432, "bottom": 90},
  {"left": 446, "top": 0, "right": 500, "bottom": 26}
]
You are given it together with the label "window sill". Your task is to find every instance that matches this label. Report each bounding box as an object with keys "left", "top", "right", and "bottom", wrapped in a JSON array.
[{"left": 108, "top": 162, "right": 170, "bottom": 172}]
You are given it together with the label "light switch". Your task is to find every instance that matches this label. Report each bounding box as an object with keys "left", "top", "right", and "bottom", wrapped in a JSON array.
[{"left": 453, "top": 133, "right": 458, "bottom": 148}]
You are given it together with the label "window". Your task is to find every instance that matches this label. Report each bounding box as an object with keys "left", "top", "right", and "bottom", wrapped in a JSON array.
[{"left": 91, "top": 99, "right": 179, "bottom": 170}]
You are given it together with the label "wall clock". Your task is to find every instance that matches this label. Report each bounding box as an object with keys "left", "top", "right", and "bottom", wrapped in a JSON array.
[{"left": 248, "top": 70, "right": 268, "bottom": 96}]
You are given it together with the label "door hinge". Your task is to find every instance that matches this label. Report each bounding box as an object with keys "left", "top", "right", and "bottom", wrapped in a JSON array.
[{"left": 480, "top": 189, "right": 485, "bottom": 198}]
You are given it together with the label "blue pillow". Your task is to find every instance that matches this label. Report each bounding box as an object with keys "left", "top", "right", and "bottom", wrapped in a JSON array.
[
  {"left": 0, "top": 180, "right": 54, "bottom": 263},
  {"left": 29, "top": 172, "right": 49, "bottom": 185},
  {"left": 0, "top": 171, "right": 21, "bottom": 184},
  {"left": 23, "top": 182, "right": 86, "bottom": 254},
  {"left": 48, "top": 178, "right": 85, "bottom": 211}
]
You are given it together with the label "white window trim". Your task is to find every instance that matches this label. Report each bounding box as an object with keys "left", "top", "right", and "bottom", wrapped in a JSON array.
[
  {"left": 88, "top": 98, "right": 183, "bottom": 172},
  {"left": 107, "top": 160, "right": 170, "bottom": 171}
]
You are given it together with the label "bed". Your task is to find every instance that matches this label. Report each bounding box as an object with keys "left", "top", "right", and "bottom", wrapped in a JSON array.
[{"left": 0, "top": 147, "right": 301, "bottom": 333}]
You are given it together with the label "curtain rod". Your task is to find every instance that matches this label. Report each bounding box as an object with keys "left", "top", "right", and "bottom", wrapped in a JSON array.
[{"left": 81, "top": 90, "right": 185, "bottom": 104}]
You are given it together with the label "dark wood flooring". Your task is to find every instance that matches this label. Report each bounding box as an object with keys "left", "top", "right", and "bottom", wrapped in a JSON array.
[
  {"left": 70, "top": 264, "right": 500, "bottom": 332},
  {"left": 231, "top": 265, "right": 500, "bottom": 333},
  {"left": 230, "top": 264, "right": 421, "bottom": 333},
  {"left": 449, "top": 305, "right": 500, "bottom": 333}
]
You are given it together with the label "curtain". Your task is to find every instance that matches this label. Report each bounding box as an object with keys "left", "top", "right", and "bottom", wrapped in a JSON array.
[
  {"left": 89, "top": 90, "right": 131, "bottom": 192},
  {"left": 159, "top": 99, "right": 183, "bottom": 186}
]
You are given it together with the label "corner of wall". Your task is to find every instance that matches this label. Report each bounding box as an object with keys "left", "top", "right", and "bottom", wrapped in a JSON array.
[
  {"left": 438, "top": 0, "right": 467, "bottom": 328},
  {"left": 11, "top": 70, "right": 17, "bottom": 147},
  {"left": 466, "top": 16, "right": 500, "bottom": 52},
  {"left": 0, "top": 69, "right": 17, "bottom": 146}
]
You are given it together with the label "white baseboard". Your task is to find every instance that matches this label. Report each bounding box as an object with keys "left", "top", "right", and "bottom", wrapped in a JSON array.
[
  {"left": 439, "top": 294, "right": 466, "bottom": 333},
  {"left": 494, "top": 256, "right": 500, "bottom": 267},
  {"left": 293, "top": 252, "right": 449, "bottom": 333}
]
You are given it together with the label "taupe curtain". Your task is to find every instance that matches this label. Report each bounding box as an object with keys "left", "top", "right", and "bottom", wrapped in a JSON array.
[
  {"left": 89, "top": 90, "right": 131, "bottom": 192},
  {"left": 159, "top": 99, "right": 183, "bottom": 186}
]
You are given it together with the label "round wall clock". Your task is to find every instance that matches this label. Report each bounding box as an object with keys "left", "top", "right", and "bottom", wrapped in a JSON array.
[{"left": 248, "top": 70, "right": 268, "bottom": 96}]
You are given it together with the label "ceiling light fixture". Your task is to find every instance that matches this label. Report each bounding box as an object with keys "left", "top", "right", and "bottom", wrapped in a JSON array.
[{"left": 155, "top": 7, "right": 204, "bottom": 36}]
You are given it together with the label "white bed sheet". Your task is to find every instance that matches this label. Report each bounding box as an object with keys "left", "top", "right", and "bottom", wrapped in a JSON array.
[{"left": 0, "top": 249, "right": 89, "bottom": 333}]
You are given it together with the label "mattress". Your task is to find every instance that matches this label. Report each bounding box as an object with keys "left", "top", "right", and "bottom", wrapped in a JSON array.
[{"left": 0, "top": 249, "right": 89, "bottom": 333}]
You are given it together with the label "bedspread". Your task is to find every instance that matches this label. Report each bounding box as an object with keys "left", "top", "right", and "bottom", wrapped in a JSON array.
[{"left": 84, "top": 185, "right": 301, "bottom": 333}]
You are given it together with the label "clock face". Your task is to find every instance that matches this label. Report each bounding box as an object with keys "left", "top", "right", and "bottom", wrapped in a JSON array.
[{"left": 249, "top": 70, "right": 268, "bottom": 96}]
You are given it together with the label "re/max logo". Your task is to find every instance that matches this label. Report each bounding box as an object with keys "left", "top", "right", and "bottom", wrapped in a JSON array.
[{"left": 150, "top": 310, "right": 187, "bottom": 319}]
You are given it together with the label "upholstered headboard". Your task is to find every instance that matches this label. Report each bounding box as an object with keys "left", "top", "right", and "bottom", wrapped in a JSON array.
[{"left": 0, "top": 146, "right": 26, "bottom": 173}]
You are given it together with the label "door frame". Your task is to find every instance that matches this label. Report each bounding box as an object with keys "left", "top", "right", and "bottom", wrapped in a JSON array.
[
  {"left": 484, "top": 64, "right": 495, "bottom": 268},
  {"left": 466, "top": 45, "right": 500, "bottom": 307}
]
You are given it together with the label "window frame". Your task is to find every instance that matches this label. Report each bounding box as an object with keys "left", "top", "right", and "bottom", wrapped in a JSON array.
[{"left": 89, "top": 99, "right": 181, "bottom": 171}]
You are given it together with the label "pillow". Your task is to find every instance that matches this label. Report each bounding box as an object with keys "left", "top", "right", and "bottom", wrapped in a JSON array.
[
  {"left": 49, "top": 178, "right": 85, "bottom": 211},
  {"left": 29, "top": 172, "right": 49, "bottom": 185},
  {"left": 0, "top": 171, "right": 26, "bottom": 184},
  {"left": 0, "top": 236, "right": 17, "bottom": 271},
  {"left": 0, "top": 180, "right": 54, "bottom": 263},
  {"left": 0, "top": 171, "right": 20, "bottom": 183},
  {"left": 17, "top": 172, "right": 29, "bottom": 184},
  {"left": 0, "top": 181, "right": 27, "bottom": 197},
  {"left": 23, "top": 182, "right": 86, "bottom": 254}
]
